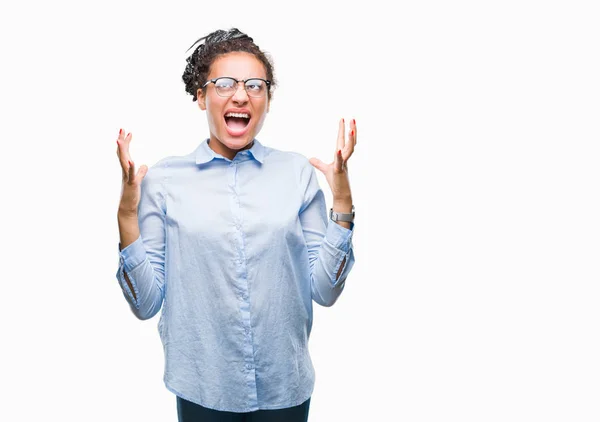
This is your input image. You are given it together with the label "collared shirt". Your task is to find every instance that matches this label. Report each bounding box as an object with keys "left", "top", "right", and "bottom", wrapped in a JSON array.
[{"left": 116, "top": 138, "right": 355, "bottom": 412}]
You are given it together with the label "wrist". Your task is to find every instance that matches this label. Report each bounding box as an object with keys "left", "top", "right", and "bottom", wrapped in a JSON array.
[
  {"left": 118, "top": 208, "right": 138, "bottom": 220},
  {"left": 332, "top": 198, "right": 353, "bottom": 213},
  {"left": 333, "top": 193, "right": 352, "bottom": 202},
  {"left": 329, "top": 203, "right": 355, "bottom": 231}
]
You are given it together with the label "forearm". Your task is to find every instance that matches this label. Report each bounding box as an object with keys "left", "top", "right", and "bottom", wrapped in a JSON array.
[
  {"left": 332, "top": 197, "right": 353, "bottom": 278},
  {"left": 118, "top": 210, "right": 140, "bottom": 251},
  {"left": 306, "top": 210, "right": 355, "bottom": 307},
  {"left": 118, "top": 211, "right": 140, "bottom": 300},
  {"left": 309, "top": 234, "right": 355, "bottom": 307},
  {"left": 116, "top": 233, "right": 166, "bottom": 320}
]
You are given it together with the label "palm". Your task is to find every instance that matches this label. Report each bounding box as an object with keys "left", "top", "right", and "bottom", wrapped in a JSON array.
[
  {"left": 309, "top": 118, "right": 357, "bottom": 199},
  {"left": 116, "top": 129, "right": 148, "bottom": 214}
]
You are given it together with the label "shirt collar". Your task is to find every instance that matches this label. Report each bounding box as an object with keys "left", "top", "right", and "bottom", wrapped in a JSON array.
[{"left": 195, "top": 138, "right": 265, "bottom": 165}]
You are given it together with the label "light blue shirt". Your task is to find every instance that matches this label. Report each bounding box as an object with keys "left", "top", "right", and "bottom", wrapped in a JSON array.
[{"left": 116, "top": 138, "right": 355, "bottom": 412}]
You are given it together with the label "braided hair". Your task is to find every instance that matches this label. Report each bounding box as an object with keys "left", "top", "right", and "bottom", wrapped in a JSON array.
[{"left": 182, "top": 28, "right": 276, "bottom": 102}]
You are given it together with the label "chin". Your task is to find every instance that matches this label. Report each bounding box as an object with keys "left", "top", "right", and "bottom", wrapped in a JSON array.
[{"left": 222, "top": 135, "right": 253, "bottom": 149}]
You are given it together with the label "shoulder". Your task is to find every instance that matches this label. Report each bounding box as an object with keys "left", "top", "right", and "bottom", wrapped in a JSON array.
[
  {"left": 145, "top": 149, "right": 196, "bottom": 180},
  {"left": 262, "top": 144, "right": 311, "bottom": 171},
  {"left": 140, "top": 152, "right": 192, "bottom": 196}
]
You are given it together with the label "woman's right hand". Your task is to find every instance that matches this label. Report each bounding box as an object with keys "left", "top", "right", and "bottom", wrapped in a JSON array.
[{"left": 116, "top": 129, "right": 148, "bottom": 216}]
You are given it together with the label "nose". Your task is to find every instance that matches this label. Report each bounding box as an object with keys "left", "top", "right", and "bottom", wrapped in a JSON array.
[{"left": 231, "top": 81, "right": 249, "bottom": 103}]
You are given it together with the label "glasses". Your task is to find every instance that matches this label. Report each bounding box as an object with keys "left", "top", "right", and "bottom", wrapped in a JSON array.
[{"left": 202, "top": 77, "right": 271, "bottom": 98}]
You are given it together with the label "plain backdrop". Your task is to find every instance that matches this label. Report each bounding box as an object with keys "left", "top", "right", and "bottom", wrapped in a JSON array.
[{"left": 2, "top": 0, "right": 599, "bottom": 421}]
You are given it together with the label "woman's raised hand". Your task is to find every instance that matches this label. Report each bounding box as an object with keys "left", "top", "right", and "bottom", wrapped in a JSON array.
[
  {"left": 116, "top": 129, "right": 148, "bottom": 216},
  {"left": 309, "top": 118, "right": 357, "bottom": 201}
]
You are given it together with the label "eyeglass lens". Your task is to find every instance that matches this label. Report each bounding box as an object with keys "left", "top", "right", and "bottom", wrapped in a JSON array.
[{"left": 214, "top": 78, "right": 267, "bottom": 97}]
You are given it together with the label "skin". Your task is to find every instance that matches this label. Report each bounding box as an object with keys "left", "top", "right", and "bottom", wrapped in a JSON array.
[
  {"left": 197, "top": 52, "right": 270, "bottom": 160},
  {"left": 116, "top": 51, "right": 358, "bottom": 295}
]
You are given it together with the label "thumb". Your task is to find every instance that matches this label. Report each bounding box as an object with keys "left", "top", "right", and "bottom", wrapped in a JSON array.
[
  {"left": 136, "top": 164, "right": 148, "bottom": 182},
  {"left": 309, "top": 157, "right": 327, "bottom": 174}
]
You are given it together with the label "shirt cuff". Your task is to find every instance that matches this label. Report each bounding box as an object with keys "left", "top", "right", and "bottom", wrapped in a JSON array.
[
  {"left": 324, "top": 220, "right": 354, "bottom": 253},
  {"left": 118, "top": 235, "right": 147, "bottom": 272}
]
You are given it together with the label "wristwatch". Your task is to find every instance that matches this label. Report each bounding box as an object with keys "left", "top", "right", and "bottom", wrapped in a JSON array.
[{"left": 329, "top": 205, "right": 355, "bottom": 222}]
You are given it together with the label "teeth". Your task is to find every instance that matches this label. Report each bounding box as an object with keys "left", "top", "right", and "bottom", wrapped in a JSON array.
[{"left": 225, "top": 112, "right": 250, "bottom": 119}]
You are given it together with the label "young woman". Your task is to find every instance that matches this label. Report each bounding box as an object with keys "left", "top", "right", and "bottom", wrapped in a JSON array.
[{"left": 115, "top": 28, "right": 357, "bottom": 422}]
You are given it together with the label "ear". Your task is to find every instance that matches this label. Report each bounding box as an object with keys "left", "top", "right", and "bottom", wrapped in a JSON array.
[
  {"left": 267, "top": 97, "right": 270, "bottom": 113},
  {"left": 197, "top": 89, "right": 206, "bottom": 110}
]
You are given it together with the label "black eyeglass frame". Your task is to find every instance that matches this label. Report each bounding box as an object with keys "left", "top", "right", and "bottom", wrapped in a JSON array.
[{"left": 201, "top": 77, "right": 272, "bottom": 97}]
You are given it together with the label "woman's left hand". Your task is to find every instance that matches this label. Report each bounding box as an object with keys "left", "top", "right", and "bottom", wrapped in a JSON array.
[{"left": 309, "top": 118, "right": 357, "bottom": 201}]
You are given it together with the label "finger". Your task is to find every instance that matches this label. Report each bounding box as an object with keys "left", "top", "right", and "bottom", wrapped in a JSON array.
[
  {"left": 123, "top": 132, "right": 132, "bottom": 158},
  {"left": 334, "top": 149, "right": 343, "bottom": 172},
  {"left": 118, "top": 149, "right": 130, "bottom": 179},
  {"left": 117, "top": 129, "right": 128, "bottom": 175},
  {"left": 336, "top": 118, "right": 345, "bottom": 152},
  {"left": 343, "top": 128, "right": 355, "bottom": 159},
  {"left": 128, "top": 160, "right": 135, "bottom": 184},
  {"left": 343, "top": 119, "right": 357, "bottom": 157},
  {"left": 118, "top": 132, "right": 133, "bottom": 172},
  {"left": 116, "top": 128, "right": 123, "bottom": 157},
  {"left": 309, "top": 157, "right": 328, "bottom": 174},
  {"left": 136, "top": 164, "right": 148, "bottom": 183},
  {"left": 116, "top": 129, "right": 127, "bottom": 155}
]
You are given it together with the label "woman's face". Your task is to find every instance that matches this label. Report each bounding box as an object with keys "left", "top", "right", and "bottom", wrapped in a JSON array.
[{"left": 198, "top": 52, "right": 270, "bottom": 158}]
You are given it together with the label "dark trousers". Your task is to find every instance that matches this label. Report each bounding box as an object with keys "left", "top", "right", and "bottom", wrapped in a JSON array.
[{"left": 177, "top": 396, "right": 311, "bottom": 422}]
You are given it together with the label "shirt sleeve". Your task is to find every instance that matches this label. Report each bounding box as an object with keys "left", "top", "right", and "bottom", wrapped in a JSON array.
[
  {"left": 298, "top": 158, "right": 355, "bottom": 307},
  {"left": 115, "top": 167, "right": 167, "bottom": 320}
]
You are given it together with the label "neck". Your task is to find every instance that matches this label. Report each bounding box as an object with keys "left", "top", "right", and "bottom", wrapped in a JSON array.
[{"left": 208, "top": 138, "right": 254, "bottom": 160}]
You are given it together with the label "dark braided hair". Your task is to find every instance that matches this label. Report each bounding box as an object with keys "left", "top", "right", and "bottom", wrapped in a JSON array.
[{"left": 182, "top": 28, "right": 276, "bottom": 102}]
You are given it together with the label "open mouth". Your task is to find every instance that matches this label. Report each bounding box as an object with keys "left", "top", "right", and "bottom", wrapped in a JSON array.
[{"left": 224, "top": 112, "right": 251, "bottom": 131}]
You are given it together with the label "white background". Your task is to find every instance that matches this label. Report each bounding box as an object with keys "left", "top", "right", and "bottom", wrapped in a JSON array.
[{"left": 2, "top": 0, "right": 599, "bottom": 421}]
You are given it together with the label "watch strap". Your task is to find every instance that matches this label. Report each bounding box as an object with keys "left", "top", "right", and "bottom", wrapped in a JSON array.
[{"left": 329, "top": 205, "right": 355, "bottom": 222}]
